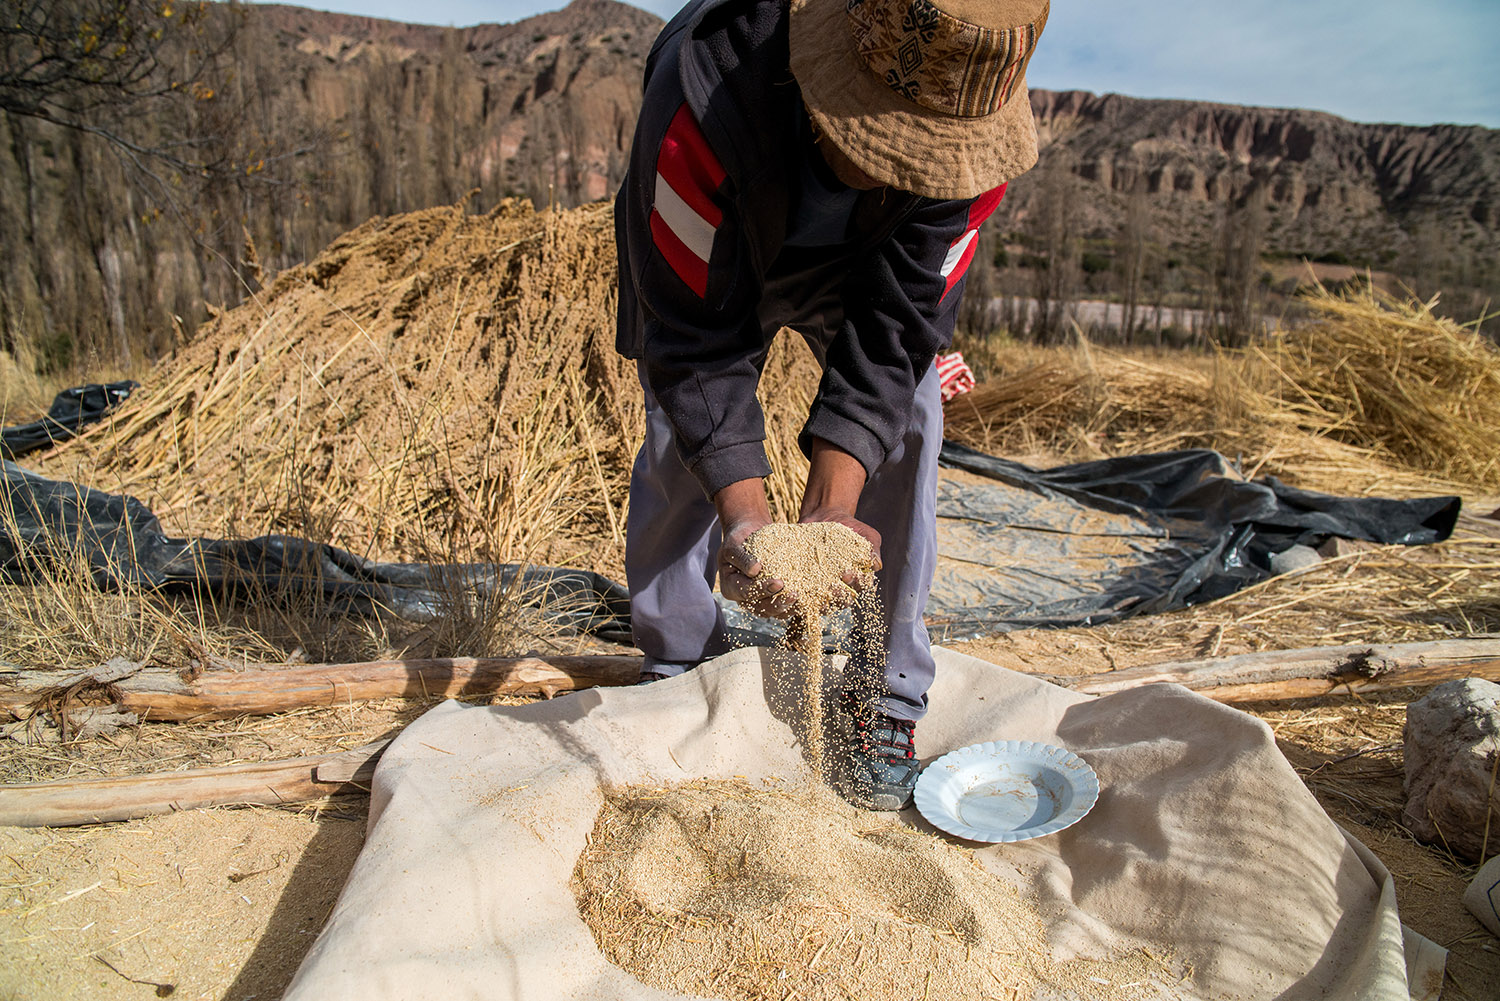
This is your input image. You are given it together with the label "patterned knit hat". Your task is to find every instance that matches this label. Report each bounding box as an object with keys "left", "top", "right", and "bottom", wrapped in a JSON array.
[{"left": 789, "top": 0, "right": 1049, "bottom": 199}]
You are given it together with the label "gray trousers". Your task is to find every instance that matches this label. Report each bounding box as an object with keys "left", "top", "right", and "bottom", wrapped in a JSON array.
[{"left": 626, "top": 333, "right": 942, "bottom": 722}]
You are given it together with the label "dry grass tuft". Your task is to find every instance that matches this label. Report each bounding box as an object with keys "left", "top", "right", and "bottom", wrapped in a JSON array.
[
  {"left": 0, "top": 347, "right": 53, "bottom": 424},
  {"left": 1227, "top": 283, "right": 1500, "bottom": 488},
  {"left": 0, "top": 484, "right": 281, "bottom": 672},
  {"left": 950, "top": 285, "right": 1500, "bottom": 499}
]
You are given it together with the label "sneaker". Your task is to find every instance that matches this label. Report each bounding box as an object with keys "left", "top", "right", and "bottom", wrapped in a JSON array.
[
  {"left": 635, "top": 657, "right": 699, "bottom": 686},
  {"left": 830, "top": 694, "right": 921, "bottom": 811}
]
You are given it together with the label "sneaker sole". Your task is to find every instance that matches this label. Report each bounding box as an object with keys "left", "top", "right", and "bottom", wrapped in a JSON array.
[{"left": 831, "top": 777, "right": 913, "bottom": 812}]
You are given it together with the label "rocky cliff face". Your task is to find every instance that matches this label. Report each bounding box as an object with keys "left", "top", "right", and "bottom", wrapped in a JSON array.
[
  {"left": 1, "top": 1, "right": 1494, "bottom": 372},
  {"left": 251, "top": 0, "right": 657, "bottom": 205},
  {"left": 1020, "top": 89, "right": 1498, "bottom": 280},
  {"left": 0, "top": 0, "right": 658, "bottom": 368}
]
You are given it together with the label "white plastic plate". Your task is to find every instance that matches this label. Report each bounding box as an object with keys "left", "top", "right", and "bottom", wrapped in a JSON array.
[{"left": 913, "top": 740, "right": 1100, "bottom": 843}]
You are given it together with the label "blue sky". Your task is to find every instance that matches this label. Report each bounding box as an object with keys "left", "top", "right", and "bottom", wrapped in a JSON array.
[{"left": 264, "top": 0, "right": 1500, "bottom": 127}]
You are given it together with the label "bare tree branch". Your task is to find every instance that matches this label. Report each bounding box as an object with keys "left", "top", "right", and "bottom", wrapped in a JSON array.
[{"left": 0, "top": 1, "right": 289, "bottom": 185}]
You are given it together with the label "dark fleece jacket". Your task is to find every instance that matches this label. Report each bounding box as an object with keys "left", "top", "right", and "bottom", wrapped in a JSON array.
[{"left": 615, "top": 0, "right": 997, "bottom": 497}]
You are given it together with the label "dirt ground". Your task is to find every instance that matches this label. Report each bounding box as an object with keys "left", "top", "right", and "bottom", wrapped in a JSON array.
[
  {"left": 0, "top": 808, "right": 363, "bottom": 1001},
  {"left": 4, "top": 684, "right": 1498, "bottom": 998},
  {"left": 2, "top": 486, "right": 1499, "bottom": 999}
]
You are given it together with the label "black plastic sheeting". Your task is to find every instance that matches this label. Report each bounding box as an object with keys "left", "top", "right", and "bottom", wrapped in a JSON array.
[
  {"left": 0, "top": 382, "right": 139, "bottom": 460},
  {"left": 925, "top": 443, "right": 1460, "bottom": 638},
  {"left": 0, "top": 387, "right": 1462, "bottom": 644},
  {"left": 1, "top": 460, "right": 631, "bottom": 644}
]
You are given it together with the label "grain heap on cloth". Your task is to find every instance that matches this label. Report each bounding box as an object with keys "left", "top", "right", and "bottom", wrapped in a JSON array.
[
  {"left": 571, "top": 779, "right": 1167, "bottom": 1001},
  {"left": 284, "top": 648, "right": 1418, "bottom": 1000}
]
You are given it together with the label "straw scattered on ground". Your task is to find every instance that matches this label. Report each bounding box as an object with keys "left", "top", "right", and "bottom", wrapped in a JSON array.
[{"left": 952, "top": 509, "right": 1500, "bottom": 682}]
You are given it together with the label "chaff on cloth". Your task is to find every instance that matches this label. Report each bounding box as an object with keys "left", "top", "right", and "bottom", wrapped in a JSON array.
[{"left": 286, "top": 648, "right": 1432, "bottom": 1000}]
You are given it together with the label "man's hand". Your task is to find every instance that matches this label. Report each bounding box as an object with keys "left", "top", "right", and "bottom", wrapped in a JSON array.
[
  {"left": 714, "top": 440, "right": 881, "bottom": 619},
  {"left": 715, "top": 478, "right": 797, "bottom": 619},
  {"left": 799, "top": 438, "right": 882, "bottom": 604}
]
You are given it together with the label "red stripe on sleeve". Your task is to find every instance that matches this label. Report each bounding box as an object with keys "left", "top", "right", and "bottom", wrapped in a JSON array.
[
  {"left": 650, "top": 208, "right": 708, "bottom": 298},
  {"left": 968, "top": 182, "right": 1007, "bottom": 228},
  {"left": 658, "top": 104, "right": 726, "bottom": 228},
  {"left": 941, "top": 183, "right": 1009, "bottom": 301}
]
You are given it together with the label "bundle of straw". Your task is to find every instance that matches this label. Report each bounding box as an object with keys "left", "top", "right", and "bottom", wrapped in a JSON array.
[
  {"left": 945, "top": 286, "right": 1496, "bottom": 497},
  {"left": 1232, "top": 284, "right": 1500, "bottom": 489},
  {"left": 940, "top": 345, "right": 1216, "bottom": 459},
  {"left": 941, "top": 360, "right": 1104, "bottom": 455},
  {"left": 34, "top": 200, "right": 825, "bottom": 579}
]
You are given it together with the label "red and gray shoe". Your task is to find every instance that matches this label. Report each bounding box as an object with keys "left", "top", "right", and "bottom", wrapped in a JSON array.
[{"left": 831, "top": 693, "right": 921, "bottom": 811}]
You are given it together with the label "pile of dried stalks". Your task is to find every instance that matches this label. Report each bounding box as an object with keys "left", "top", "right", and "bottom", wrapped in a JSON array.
[
  {"left": 0, "top": 344, "right": 52, "bottom": 422},
  {"left": 39, "top": 200, "right": 634, "bottom": 574},
  {"left": 1233, "top": 285, "right": 1500, "bottom": 489},
  {"left": 33, "top": 199, "right": 822, "bottom": 581},
  {"left": 948, "top": 285, "right": 1499, "bottom": 498}
]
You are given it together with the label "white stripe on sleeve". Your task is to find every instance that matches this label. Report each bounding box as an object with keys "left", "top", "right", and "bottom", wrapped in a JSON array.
[
  {"left": 940, "top": 229, "right": 978, "bottom": 279},
  {"left": 654, "top": 171, "right": 717, "bottom": 264}
]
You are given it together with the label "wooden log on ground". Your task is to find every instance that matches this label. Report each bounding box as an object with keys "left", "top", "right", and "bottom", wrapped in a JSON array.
[
  {"left": 1047, "top": 636, "right": 1500, "bottom": 703},
  {"left": 0, "top": 655, "right": 642, "bottom": 722},
  {"left": 6, "top": 637, "right": 1496, "bottom": 728},
  {"left": 0, "top": 741, "right": 389, "bottom": 828},
  {"left": 6, "top": 637, "right": 1497, "bottom": 827}
]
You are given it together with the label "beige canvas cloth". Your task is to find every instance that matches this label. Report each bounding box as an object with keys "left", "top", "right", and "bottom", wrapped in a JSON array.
[{"left": 286, "top": 647, "right": 1426, "bottom": 1000}]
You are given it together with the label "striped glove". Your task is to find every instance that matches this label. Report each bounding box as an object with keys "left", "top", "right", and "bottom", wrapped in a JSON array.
[{"left": 935, "top": 352, "right": 976, "bottom": 403}]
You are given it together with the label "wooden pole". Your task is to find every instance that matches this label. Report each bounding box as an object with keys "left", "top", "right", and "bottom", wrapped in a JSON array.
[
  {"left": 0, "top": 741, "right": 388, "bottom": 828},
  {"left": 1, "top": 654, "right": 642, "bottom": 722},
  {"left": 5, "top": 637, "right": 1498, "bottom": 827},
  {"left": 1045, "top": 636, "right": 1500, "bottom": 703},
  {"left": 7, "top": 638, "right": 1500, "bottom": 726}
]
